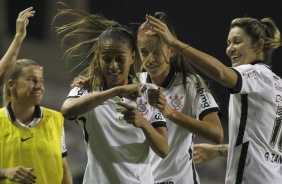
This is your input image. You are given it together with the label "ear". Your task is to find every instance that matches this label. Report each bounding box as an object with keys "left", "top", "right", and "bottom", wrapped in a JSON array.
[
  {"left": 7, "top": 80, "right": 16, "bottom": 91},
  {"left": 254, "top": 39, "right": 265, "bottom": 52},
  {"left": 131, "top": 51, "right": 135, "bottom": 65},
  {"left": 169, "top": 48, "right": 176, "bottom": 58}
]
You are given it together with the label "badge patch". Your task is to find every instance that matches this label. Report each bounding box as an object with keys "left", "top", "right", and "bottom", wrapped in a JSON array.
[{"left": 168, "top": 94, "right": 184, "bottom": 111}]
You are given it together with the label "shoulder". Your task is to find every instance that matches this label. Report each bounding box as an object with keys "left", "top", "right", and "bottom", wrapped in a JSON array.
[{"left": 42, "top": 107, "right": 63, "bottom": 118}]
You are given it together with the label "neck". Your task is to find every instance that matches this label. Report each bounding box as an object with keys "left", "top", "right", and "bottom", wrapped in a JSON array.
[
  {"left": 149, "top": 67, "right": 170, "bottom": 86},
  {"left": 11, "top": 101, "right": 35, "bottom": 125}
]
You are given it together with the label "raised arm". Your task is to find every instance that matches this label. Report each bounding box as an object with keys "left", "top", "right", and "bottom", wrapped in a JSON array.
[
  {"left": 0, "top": 7, "right": 35, "bottom": 86},
  {"left": 145, "top": 15, "right": 238, "bottom": 89}
]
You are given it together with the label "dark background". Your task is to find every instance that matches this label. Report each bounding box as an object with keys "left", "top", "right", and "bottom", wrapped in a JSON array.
[{"left": 1, "top": 0, "right": 282, "bottom": 183}]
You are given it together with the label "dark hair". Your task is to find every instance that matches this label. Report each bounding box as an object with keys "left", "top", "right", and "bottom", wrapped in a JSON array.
[
  {"left": 231, "top": 17, "right": 281, "bottom": 64},
  {"left": 53, "top": 2, "right": 141, "bottom": 91}
]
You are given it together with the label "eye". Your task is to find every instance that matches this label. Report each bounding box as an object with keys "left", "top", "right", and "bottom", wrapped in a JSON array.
[
  {"left": 140, "top": 49, "right": 149, "bottom": 56},
  {"left": 102, "top": 56, "right": 112, "bottom": 63},
  {"left": 27, "top": 77, "right": 36, "bottom": 83},
  {"left": 115, "top": 56, "right": 126, "bottom": 63}
]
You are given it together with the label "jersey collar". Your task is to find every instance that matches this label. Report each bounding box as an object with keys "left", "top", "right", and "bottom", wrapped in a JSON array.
[
  {"left": 146, "top": 67, "right": 177, "bottom": 89},
  {"left": 6, "top": 102, "right": 42, "bottom": 122},
  {"left": 251, "top": 60, "right": 270, "bottom": 68}
]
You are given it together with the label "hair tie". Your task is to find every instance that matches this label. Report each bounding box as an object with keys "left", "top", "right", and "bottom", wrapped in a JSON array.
[{"left": 137, "top": 29, "right": 155, "bottom": 37}]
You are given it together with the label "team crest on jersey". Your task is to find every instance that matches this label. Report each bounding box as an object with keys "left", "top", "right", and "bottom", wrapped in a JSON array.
[
  {"left": 135, "top": 99, "right": 148, "bottom": 116},
  {"left": 168, "top": 94, "right": 184, "bottom": 111}
]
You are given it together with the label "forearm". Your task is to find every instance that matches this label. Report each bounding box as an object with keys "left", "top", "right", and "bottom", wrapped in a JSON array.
[
  {"left": 62, "top": 87, "right": 119, "bottom": 118},
  {"left": 166, "top": 110, "right": 223, "bottom": 144},
  {"left": 62, "top": 158, "right": 72, "bottom": 184},
  {"left": 0, "top": 35, "right": 24, "bottom": 85},
  {"left": 141, "top": 124, "right": 168, "bottom": 158},
  {"left": 171, "top": 40, "right": 236, "bottom": 88}
]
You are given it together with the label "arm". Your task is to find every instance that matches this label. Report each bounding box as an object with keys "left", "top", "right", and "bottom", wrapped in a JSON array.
[
  {"left": 148, "top": 89, "right": 223, "bottom": 144},
  {"left": 193, "top": 143, "right": 228, "bottom": 164},
  {"left": 0, "top": 167, "right": 36, "bottom": 183},
  {"left": 61, "top": 83, "right": 141, "bottom": 119},
  {"left": 1, "top": 7, "right": 35, "bottom": 106},
  {"left": 0, "top": 7, "right": 35, "bottom": 86},
  {"left": 61, "top": 157, "right": 72, "bottom": 184},
  {"left": 116, "top": 101, "right": 168, "bottom": 158},
  {"left": 146, "top": 15, "right": 238, "bottom": 89}
]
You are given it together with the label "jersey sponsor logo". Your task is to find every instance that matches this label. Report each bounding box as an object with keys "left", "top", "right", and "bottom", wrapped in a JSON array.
[
  {"left": 242, "top": 69, "right": 257, "bottom": 80},
  {"left": 154, "top": 111, "right": 165, "bottom": 121},
  {"left": 77, "top": 87, "right": 87, "bottom": 96},
  {"left": 269, "top": 95, "right": 282, "bottom": 152},
  {"left": 135, "top": 99, "right": 148, "bottom": 116},
  {"left": 168, "top": 94, "right": 184, "bottom": 111},
  {"left": 273, "top": 76, "right": 282, "bottom": 92},
  {"left": 116, "top": 106, "right": 127, "bottom": 125},
  {"left": 197, "top": 87, "right": 210, "bottom": 108},
  {"left": 154, "top": 181, "right": 174, "bottom": 184},
  {"left": 264, "top": 151, "right": 282, "bottom": 164}
]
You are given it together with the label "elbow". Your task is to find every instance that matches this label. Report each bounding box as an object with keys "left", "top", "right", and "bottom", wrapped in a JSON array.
[
  {"left": 212, "top": 129, "right": 224, "bottom": 144},
  {"left": 61, "top": 106, "right": 74, "bottom": 119}
]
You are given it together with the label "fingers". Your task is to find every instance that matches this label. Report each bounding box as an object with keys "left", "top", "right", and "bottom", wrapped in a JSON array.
[
  {"left": 18, "top": 7, "right": 35, "bottom": 20},
  {"left": 145, "top": 14, "right": 165, "bottom": 31},
  {"left": 116, "top": 101, "right": 135, "bottom": 110},
  {"left": 7, "top": 167, "right": 36, "bottom": 183},
  {"left": 70, "top": 76, "right": 91, "bottom": 89}
]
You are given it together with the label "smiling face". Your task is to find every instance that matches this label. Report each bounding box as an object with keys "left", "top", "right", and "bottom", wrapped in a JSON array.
[
  {"left": 226, "top": 27, "right": 260, "bottom": 67},
  {"left": 138, "top": 35, "right": 172, "bottom": 79},
  {"left": 98, "top": 39, "right": 134, "bottom": 89},
  {"left": 9, "top": 65, "right": 44, "bottom": 105}
]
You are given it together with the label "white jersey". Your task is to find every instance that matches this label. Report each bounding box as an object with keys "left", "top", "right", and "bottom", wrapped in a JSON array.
[
  {"left": 140, "top": 71, "right": 220, "bottom": 184},
  {"left": 68, "top": 83, "right": 166, "bottom": 184},
  {"left": 226, "top": 62, "right": 282, "bottom": 184}
]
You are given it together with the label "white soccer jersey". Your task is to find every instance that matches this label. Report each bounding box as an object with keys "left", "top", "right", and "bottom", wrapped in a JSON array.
[
  {"left": 226, "top": 62, "right": 282, "bottom": 184},
  {"left": 140, "top": 71, "right": 220, "bottom": 184},
  {"left": 68, "top": 83, "right": 166, "bottom": 184}
]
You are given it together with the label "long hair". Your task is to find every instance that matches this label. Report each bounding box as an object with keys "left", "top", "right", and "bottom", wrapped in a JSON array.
[
  {"left": 53, "top": 2, "right": 141, "bottom": 91},
  {"left": 137, "top": 12, "right": 210, "bottom": 99}
]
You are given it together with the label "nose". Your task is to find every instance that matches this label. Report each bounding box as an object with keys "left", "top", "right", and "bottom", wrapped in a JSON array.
[
  {"left": 147, "top": 54, "right": 155, "bottom": 64},
  {"left": 226, "top": 44, "right": 235, "bottom": 56},
  {"left": 34, "top": 81, "right": 44, "bottom": 89},
  {"left": 109, "top": 61, "right": 118, "bottom": 69}
]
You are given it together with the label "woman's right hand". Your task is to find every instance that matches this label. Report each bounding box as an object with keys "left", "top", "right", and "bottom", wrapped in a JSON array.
[
  {"left": 116, "top": 83, "right": 141, "bottom": 101},
  {"left": 16, "top": 7, "right": 35, "bottom": 40}
]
